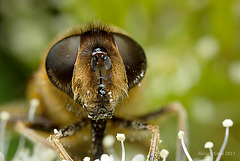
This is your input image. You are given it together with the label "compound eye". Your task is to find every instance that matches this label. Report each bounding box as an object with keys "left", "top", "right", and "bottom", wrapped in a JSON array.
[
  {"left": 113, "top": 33, "right": 146, "bottom": 89},
  {"left": 46, "top": 35, "right": 80, "bottom": 94}
]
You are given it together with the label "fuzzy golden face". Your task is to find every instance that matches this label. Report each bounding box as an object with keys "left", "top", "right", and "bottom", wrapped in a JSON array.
[{"left": 45, "top": 25, "right": 146, "bottom": 120}]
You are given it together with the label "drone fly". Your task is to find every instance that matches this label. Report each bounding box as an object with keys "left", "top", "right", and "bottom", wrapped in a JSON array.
[{"left": 12, "top": 24, "right": 186, "bottom": 161}]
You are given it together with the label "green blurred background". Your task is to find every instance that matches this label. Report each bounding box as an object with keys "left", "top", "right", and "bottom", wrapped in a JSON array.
[{"left": 0, "top": 0, "right": 239, "bottom": 160}]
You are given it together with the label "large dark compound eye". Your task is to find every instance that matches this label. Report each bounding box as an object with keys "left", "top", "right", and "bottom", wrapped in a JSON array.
[
  {"left": 113, "top": 33, "right": 146, "bottom": 89},
  {"left": 46, "top": 35, "right": 80, "bottom": 94}
]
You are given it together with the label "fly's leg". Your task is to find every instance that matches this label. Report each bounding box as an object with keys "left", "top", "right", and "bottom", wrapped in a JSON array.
[
  {"left": 16, "top": 118, "right": 90, "bottom": 161},
  {"left": 112, "top": 117, "right": 160, "bottom": 161},
  {"left": 48, "top": 131, "right": 73, "bottom": 161},
  {"left": 146, "top": 124, "right": 160, "bottom": 161},
  {"left": 59, "top": 119, "right": 89, "bottom": 137},
  {"left": 112, "top": 102, "right": 187, "bottom": 161},
  {"left": 48, "top": 119, "right": 90, "bottom": 160},
  {"left": 48, "top": 118, "right": 105, "bottom": 160},
  {"left": 16, "top": 121, "right": 72, "bottom": 160},
  {"left": 16, "top": 121, "right": 56, "bottom": 149},
  {"left": 139, "top": 101, "right": 188, "bottom": 161}
]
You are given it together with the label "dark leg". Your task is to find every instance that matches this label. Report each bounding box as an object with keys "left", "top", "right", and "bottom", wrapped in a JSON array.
[
  {"left": 112, "top": 117, "right": 160, "bottom": 161},
  {"left": 19, "top": 118, "right": 90, "bottom": 138},
  {"left": 60, "top": 119, "right": 89, "bottom": 137},
  {"left": 91, "top": 119, "right": 107, "bottom": 160},
  {"left": 25, "top": 121, "right": 59, "bottom": 133},
  {"left": 16, "top": 121, "right": 53, "bottom": 149},
  {"left": 112, "top": 102, "right": 187, "bottom": 161},
  {"left": 16, "top": 118, "right": 90, "bottom": 161},
  {"left": 139, "top": 102, "right": 188, "bottom": 161}
]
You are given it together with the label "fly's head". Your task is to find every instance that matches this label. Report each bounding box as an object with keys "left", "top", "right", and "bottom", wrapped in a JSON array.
[{"left": 45, "top": 25, "right": 146, "bottom": 120}]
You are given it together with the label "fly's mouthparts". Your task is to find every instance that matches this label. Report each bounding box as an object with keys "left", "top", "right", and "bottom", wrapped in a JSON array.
[{"left": 87, "top": 106, "right": 113, "bottom": 120}]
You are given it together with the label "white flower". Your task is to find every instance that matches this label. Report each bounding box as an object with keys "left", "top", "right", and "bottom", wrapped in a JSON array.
[
  {"left": 222, "top": 119, "right": 233, "bottom": 127},
  {"left": 28, "top": 98, "right": 40, "bottom": 122},
  {"left": 160, "top": 149, "right": 169, "bottom": 161},
  {"left": 178, "top": 131, "right": 184, "bottom": 139},
  {"left": 103, "top": 135, "right": 115, "bottom": 148},
  {"left": 0, "top": 152, "right": 4, "bottom": 161},
  {"left": 100, "top": 154, "right": 112, "bottom": 161},
  {"left": 131, "top": 154, "right": 145, "bottom": 161},
  {"left": 116, "top": 134, "right": 125, "bottom": 142},
  {"left": 83, "top": 157, "right": 91, "bottom": 161},
  {"left": 178, "top": 130, "right": 193, "bottom": 161},
  {"left": 204, "top": 142, "right": 213, "bottom": 148},
  {"left": 0, "top": 111, "right": 10, "bottom": 121},
  {"left": 204, "top": 142, "right": 214, "bottom": 161},
  {"left": 195, "top": 35, "right": 220, "bottom": 60},
  {"left": 215, "top": 119, "right": 234, "bottom": 161}
]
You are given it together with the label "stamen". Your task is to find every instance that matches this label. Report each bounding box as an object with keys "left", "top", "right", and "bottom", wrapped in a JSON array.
[
  {"left": 11, "top": 135, "right": 25, "bottom": 160},
  {"left": 0, "top": 152, "right": 4, "bottom": 161},
  {"left": 178, "top": 131, "right": 193, "bottom": 161},
  {"left": 116, "top": 133, "right": 126, "bottom": 161},
  {"left": 222, "top": 119, "right": 233, "bottom": 128},
  {"left": 0, "top": 111, "right": 10, "bottom": 155},
  {"left": 160, "top": 149, "right": 169, "bottom": 161},
  {"left": 0, "top": 111, "right": 10, "bottom": 121},
  {"left": 204, "top": 142, "right": 214, "bottom": 161},
  {"left": 215, "top": 119, "right": 233, "bottom": 161},
  {"left": 13, "top": 99, "right": 40, "bottom": 160},
  {"left": 28, "top": 99, "right": 40, "bottom": 122}
]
